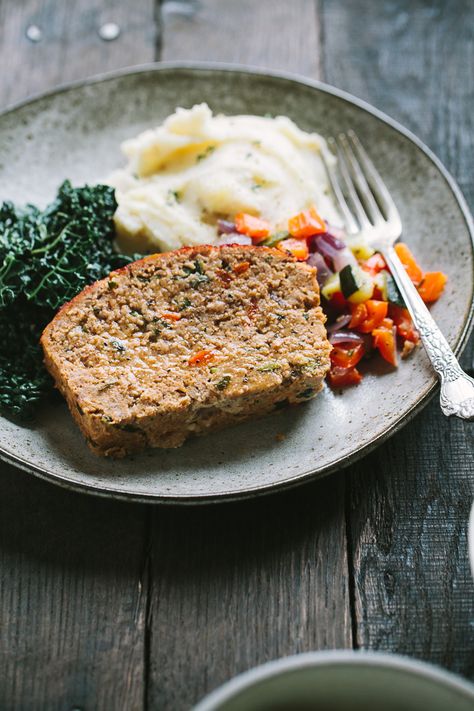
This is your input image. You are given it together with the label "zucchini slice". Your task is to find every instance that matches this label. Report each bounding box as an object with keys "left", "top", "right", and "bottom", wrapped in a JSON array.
[
  {"left": 386, "top": 273, "right": 405, "bottom": 306},
  {"left": 340, "top": 264, "right": 375, "bottom": 302},
  {"left": 321, "top": 272, "right": 342, "bottom": 300},
  {"left": 339, "top": 265, "right": 359, "bottom": 298},
  {"left": 340, "top": 265, "right": 375, "bottom": 304}
]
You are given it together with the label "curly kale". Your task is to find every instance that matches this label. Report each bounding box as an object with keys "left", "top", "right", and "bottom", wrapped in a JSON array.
[
  {"left": 0, "top": 181, "right": 139, "bottom": 419},
  {"left": 0, "top": 302, "right": 52, "bottom": 418}
]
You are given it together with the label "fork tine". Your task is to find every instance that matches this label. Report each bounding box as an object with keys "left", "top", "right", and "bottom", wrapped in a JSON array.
[
  {"left": 347, "top": 130, "right": 402, "bottom": 231},
  {"left": 338, "top": 133, "right": 384, "bottom": 226},
  {"left": 333, "top": 135, "right": 372, "bottom": 231},
  {"left": 323, "top": 138, "right": 359, "bottom": 234}
]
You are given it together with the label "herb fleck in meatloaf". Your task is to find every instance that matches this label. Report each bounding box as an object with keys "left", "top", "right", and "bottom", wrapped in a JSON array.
[{"left": 41, "top": 245, "right": 332, "bottom": 457}]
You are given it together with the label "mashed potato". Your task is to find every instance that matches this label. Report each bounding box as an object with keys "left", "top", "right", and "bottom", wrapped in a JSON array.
[{"left": 108, "top": 103, "right": 340, "bottom": 254}]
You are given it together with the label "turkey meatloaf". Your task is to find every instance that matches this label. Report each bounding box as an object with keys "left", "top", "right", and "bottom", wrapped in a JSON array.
[{"left": 41, "top": 245, "right": 332, "bottom": 457}]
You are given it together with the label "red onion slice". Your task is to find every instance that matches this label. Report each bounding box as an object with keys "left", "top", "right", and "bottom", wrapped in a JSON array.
[
  {"left": 325, "top": 224, "right": 347, "bottom": 242},
  {"left": 307, "top": 251, "right": 333, "bottom": 285},
  {"left": 217, "top": 219, "right": 237, "bottom": 234},
  {"left": 313, "top": 233, "right": 357, "bottom": 273},
  {"left": 315, "top": 232, "right": 346, "bottom": 253},
  {"left": 329, "top": 329, "right": 364, "bottom": 345},
  {"left": 327, "top": 314, "right": 352, "bottom": 333},
  {"left": 333, "top": 248, "right": 358, "bottom": 272}
]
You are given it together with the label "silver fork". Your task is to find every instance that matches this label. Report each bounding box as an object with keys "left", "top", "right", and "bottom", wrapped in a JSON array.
[{"left": 323, "top": 130, "right": 474, "bottom": 421}]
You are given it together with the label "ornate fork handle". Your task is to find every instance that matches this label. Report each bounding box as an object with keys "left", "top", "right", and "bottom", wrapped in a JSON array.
[{"left": 383, "top": 246, "right": 474, "bottom": 420}]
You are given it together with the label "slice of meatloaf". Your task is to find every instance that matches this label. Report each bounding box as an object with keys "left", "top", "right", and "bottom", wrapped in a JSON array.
[{"left": 41, "top": 245, "right": 331, "bottom": 457}]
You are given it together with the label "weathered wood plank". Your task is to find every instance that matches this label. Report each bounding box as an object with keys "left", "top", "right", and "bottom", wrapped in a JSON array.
[
  {"left": 323, "top": 0, "right": 474, "bottom": 676},
  {"left": 348, "top": 401, "right": 474, "bottom": 676},
  {"left": 0, "top": 0, "right": 156, "bottom": 108},
  {"left": 149, "top": 478, "right": 351, "bottom": 710},
  {"left": 0, "top": 1, "right": 159, "bottom": 708},
  {"left": 160, "top": 0, "right": 322, "bottom": 77},
  {"left": 0, "top": 464, "right": 148, "bottom": 710},
  {"left": 149, "top": 2, "right": 351, "bottom": 708}
]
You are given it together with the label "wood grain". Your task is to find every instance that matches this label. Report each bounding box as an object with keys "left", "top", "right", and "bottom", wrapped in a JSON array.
[
  {"left": 322, "top": 0, "right": 474, "bottom": 677},
  {"left": 347, "top": 402, "right": 474, "bottom": 677},
  {"left": 0, "top": 0, "right": 157, "bottom": 108},
  {"left": 148, "top": 477, "right": 351, "bottom": 710},
  {"left": 160, "top": 0, "right": 322, "bottom": 77},
  {"left": 0, "top": 463, "right": 148, "bottom": 710}
]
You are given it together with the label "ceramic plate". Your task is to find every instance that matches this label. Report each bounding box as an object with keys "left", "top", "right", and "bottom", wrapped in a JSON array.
[{"left": 0, "top": 64, "right": 472, "bottom": 503}]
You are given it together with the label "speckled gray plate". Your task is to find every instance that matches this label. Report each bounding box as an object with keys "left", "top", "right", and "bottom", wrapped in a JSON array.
[{"left": 0, "top": 63, "right": 473, "bottom": 503}]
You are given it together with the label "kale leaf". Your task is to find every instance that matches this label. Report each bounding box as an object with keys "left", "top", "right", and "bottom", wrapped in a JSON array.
[{"left": 0, "top": 181, "right": 139, "bottom": 419}]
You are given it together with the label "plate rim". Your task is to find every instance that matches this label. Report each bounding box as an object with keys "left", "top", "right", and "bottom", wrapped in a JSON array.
[{"left": 1, "top": 61, "right": 473, "bottom": 505}]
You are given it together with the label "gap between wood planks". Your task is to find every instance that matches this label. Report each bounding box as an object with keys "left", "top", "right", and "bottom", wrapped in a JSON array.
[{"left": 141, "top": 507, "right": 154, "bottom": 711}]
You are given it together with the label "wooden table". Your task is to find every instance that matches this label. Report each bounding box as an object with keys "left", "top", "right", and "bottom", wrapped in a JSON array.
[{"left": 0, "top": 1, "right": 473, "bottom": 708}]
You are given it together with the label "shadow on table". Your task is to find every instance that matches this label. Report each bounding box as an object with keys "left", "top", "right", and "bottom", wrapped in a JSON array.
[
  {"left": 0, "top": 460, "right": 148, "bottom": 576},
  {"left": 0, "top": 449, "right": 347, "bottom": 577}
]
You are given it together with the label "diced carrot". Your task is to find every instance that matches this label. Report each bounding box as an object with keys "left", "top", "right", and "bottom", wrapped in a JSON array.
[
  {"left": 349, "top": 303, "right": 368, "bottom": 329},
  {"left": 327, "top": 366, "right": 362, "bottom": 388},
  {"left": 372, "top": 325, "right": 398, "bottom": 366},
  {"left": 277, "top": 238, "right": 309, "bottom": 261},
  {"left": 233, "top": 261, "right": 251, "bottom": 275},
  {"left": 417, "top": 271, "right": 448, "bottom": 303},
  {"left": 361, "top": 253, "right": 387, "bottom": 275},
  {"left": 188, "top": 349, "right": 215, "bottom": 366},
  {"left": 389, "top": 305, "right": 420, "bottom": 343},
  {"left": 330, "top": 343, "right": 365, "bottom": 369},
  {"left": 161, "top": 311, "right": 181, "bottom": 322},
  {"left": 357, "top": 300, "right": 388, "bottom": 333},
  {"left": 394, "top": 243, "right": 423, "bottom": 284},
  {"left": 235, "top": 213, "right": 270, "bottom": 241},
  {"left": 288, "top": 206, "right": 326, "bottom": 238}
]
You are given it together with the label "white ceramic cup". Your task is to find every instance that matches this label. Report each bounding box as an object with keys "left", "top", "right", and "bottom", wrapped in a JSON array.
[{"left": 193, "top": 651, "right": 474, "bottom": 711}]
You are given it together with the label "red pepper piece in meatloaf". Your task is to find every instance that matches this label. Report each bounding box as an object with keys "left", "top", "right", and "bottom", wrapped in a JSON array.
[{"left": 41, "top": 245, "right": 331, "bottom": 457}]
